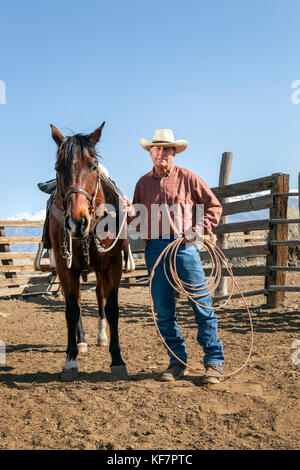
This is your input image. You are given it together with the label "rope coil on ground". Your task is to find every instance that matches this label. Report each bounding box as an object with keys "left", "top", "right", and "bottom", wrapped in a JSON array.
[{"left": 148, "top": 237, "right": 254, "bottom": 380}]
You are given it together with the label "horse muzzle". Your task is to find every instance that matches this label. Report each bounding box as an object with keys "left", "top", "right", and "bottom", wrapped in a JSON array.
[{"left": 65, "top": 215, "right": 90, "bottom": 239}]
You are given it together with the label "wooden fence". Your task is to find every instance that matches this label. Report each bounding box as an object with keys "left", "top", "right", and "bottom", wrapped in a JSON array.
[{"left": 0, "top": 172, "right": 299, "bottom": 307}]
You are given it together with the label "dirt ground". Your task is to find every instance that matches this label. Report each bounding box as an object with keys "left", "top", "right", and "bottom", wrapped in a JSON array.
[{"left": 0, "top": 273, "right": 299, "bottom": 450}]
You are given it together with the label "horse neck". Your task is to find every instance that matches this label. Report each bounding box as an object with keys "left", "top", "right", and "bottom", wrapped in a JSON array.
[
  {"left": 54, "top": 191, "right": 64, "bottom": 210},
  {"left": 95, "top": 183, "right": 106, "bottom": 207}
]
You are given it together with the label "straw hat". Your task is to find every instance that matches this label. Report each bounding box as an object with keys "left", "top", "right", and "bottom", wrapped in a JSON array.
[{"left": 140, "top": 129, "right": 188, "bottom": 154}]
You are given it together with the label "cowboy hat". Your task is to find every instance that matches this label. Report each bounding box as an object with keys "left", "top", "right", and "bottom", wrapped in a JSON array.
[{"left": 140, "top": 129, "right": 188, "bottom": 154}]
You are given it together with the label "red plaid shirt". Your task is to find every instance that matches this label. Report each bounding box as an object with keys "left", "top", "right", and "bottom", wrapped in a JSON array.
[{"left": 130, "top": 165, "right": 222, "bottom": 240}]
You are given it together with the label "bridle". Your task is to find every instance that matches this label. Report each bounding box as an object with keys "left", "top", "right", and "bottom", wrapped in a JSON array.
[
  {"left": 54, "top": 167, "right": 100, "bottom": 274},
  {"left": 61, "top": 170, "right": 101, "bottom": 221},
  {"left": 55, "top": 159, "right": 127, "bottom": 276}
]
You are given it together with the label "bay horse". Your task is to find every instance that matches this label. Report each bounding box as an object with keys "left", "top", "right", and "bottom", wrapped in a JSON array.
[{"left": 49, "top": 122, "right": 128, "bottom": 381}]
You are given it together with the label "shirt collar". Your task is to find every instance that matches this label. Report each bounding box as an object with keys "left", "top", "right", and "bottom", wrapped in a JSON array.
[{"left": 151, "top": 164, "right": 176, "bottom": 179}]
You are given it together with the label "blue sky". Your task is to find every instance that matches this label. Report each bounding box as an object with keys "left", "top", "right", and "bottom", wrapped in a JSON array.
[{"left": 0, "top": 0, "right": 299, "bottom": 218}]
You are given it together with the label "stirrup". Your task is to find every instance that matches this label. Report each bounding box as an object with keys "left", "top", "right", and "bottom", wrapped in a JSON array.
[
  {"left": 34, "top": 241, "right": 56, "bottom": 271},
  {"left": 34, "top": 241, "right": 44, "bottom": 271}
]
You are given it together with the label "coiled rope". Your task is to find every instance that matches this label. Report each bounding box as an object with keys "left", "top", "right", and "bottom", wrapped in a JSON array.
[{"left": 148, "top": 237, "right": 254, "bottom": 379}]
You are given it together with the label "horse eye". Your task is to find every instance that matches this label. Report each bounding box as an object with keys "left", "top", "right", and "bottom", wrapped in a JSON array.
[{"left": 91, "top": 165, "right": 98, "bottom": 172}]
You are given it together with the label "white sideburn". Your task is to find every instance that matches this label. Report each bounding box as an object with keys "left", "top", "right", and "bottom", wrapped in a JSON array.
[
  {"left": 122, "top": 244, "right": 136, "bottom": 272},
  {"left": 63, "top": 359, "right": 78, "bottom": 370},
  {"left": 97, "top": 318, "right": 108, "bottom": 345},
  {"left": 127, "top": 244, "right": 136, "bottom": 272}
]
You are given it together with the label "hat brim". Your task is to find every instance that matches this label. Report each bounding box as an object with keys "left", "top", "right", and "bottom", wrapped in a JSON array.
[{"left": 140, "top": 138, "right": 188, "bottom": 154}]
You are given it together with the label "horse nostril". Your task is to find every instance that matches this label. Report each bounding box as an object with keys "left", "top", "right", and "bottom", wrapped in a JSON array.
[
  {"left": 65, "top": 215, "right": 89, "bottom": 237},
  {"left": 81, "top": 216, "right": 89, "bottom": 230},
  {"left": 65, "top": 217, "right": 72, "bottom": 231}
]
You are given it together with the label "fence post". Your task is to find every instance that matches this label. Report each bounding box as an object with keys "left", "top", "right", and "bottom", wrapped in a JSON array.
[
  {"left": 265, "top": 173, "right": 289, "bottom": 307},
  {"left": 215, "top": 152, "right": 233, "bottom": 297},
  {"left": 0, "top": 226, "right": 16, "bottom": 279}
]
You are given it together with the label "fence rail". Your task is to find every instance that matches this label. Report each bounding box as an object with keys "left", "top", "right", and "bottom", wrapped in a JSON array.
[{"left": 1, "top": 172, "right": 299, "bottom": 306}]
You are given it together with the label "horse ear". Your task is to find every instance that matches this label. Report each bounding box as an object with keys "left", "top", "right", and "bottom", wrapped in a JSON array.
[
  {"left": 50, "top": 124, "right": 65, "bottom": 146},
  {"left": 89, "top": 121, "right": 105, "bottom": 145}
]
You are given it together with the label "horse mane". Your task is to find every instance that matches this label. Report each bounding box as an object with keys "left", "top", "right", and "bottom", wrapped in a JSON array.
[
  {"left": 101, "top": 175, "right": 122, "bottom": 207},
  {"left": 55, "top": 133, "right": 99, "bottom": 172}
]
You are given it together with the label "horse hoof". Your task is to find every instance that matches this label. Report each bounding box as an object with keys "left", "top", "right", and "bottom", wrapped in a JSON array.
[
  {"left": 97, "top": 338, "right": 109, "bottom": 347},
  {"left": 77, "top": 343, "right": 88, "bottom": 354},
  {"left": 110, "top": 365, "right": 129, "bottom": 380},
  {"left": 61, "top": 368, "right": 78, "bottom": 382}
]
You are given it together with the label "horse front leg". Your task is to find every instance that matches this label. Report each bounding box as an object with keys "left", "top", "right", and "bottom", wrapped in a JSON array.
[
  {"left": 105, "top": 286, "right": 128, "bottom": 379},
  {"left": 95, "top": 278, "right": 109, "bottom": 347},
  {"left": 77, "top": 317, "right": 88, "bottom": 354},
  {"left": 60, "top": 272, "right": 81, "bottom": 381}
]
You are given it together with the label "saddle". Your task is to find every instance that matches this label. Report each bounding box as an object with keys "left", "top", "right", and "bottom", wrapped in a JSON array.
[{"left": 38, "top": 178, "right": 57, "bottom": 195}]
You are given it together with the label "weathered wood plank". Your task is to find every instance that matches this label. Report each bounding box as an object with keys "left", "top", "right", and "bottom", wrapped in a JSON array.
[
  {"left": 268, "top": 285, "right": 300, "bottom": 292},
  {"left": 0, "top": 220, "right": 44, "bottom": 227},
  {"left": 269, "top": 240, "right": 300, "bottom": 246},
  {"left": 222, "top": 194, "right": 274, "bottom": 216},
  {"left": 0, "top": 265, "right": 36, "bottom": 272},
  {"left": 272, "top": 192, "right": 299, "bottom": 197},
  {"left": 199, "top": 244, "right": 269, "bottom": 261},
  {"left": 269, "top": 266, "right": 300, "bottom": 272},
  {"left": 212, "top": 289, "right": 268, "bottom": 301},
  {"left": 213, "top": 219, "right": 270, "bottom": 234},
  {"left": 0, "top": 252, "right": 37, "bottom": 260},
  {"left": 0, "top": 237, "right": 41, "bottom": 244},
  {"left": 270, "top": 219, "right": 300, "bottom": 224},
  {"left": 211, "top": 173, "right": 280, "bottom": 199},
  {"left": 228, "top": 234, "right": 265, "bottom": 240},
  {"left": 0, "top": 274, "right": 54, "bottom": 288},
  {"left": 0, "top": 282, "right": 59, "bottom": 298},
  {"left": 204, "top": 266, "right": 268, "bottom": 277}
]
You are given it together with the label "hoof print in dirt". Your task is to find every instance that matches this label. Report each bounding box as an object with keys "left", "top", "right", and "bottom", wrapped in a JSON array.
[
  {"left": 110, "top": 365, "right": 129, "bottom": 380},
  {"left": 61, "top": 368, "right": 79, "bottom": 382}
]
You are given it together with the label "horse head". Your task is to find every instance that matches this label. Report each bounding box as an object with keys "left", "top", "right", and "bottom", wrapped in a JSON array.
[{"left": 51, "top": 122, "right": 105, "bottom": 239}]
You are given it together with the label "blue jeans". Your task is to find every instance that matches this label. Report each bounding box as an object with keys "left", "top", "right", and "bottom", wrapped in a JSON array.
[{"left": 145, "top": 238, "right": 224, "bottom": 368}]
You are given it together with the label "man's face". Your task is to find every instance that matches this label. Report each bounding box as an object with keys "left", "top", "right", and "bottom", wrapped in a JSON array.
[{"left": 149, "top": 146, "right": 176, "bottom": 171}]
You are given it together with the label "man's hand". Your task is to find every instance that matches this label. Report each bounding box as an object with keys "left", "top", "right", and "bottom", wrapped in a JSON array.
[
  {"left": 119, "top": 196, "right": 135, "bottom": 216},
  {"left": 204, "top": 232, "right": 217, "bottom": 244},
  {"left": 181, "top": 231, "right": 197, "bottom": 244},
  {"left": 181, "top": 231, "right": 217, "bottom": 244}
]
